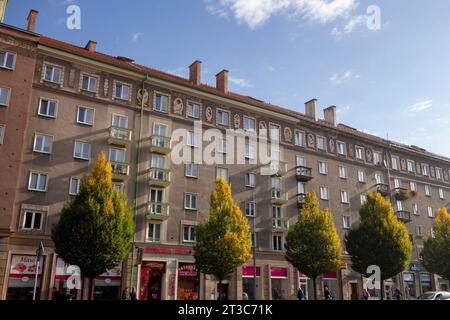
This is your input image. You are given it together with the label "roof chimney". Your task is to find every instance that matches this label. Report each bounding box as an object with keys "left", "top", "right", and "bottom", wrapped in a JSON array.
[
  {"left": 216, "top": 69, "right": 229, "bottom": 94},
  {"left": 27, "top": 9, "right": 39, "bottom": 33},
  {"left": 324, "top": 106, "right": 337, "bottom": 126},
  {"left": 189, "top": 60, "right": 202, "bottom": 85},
  {"left": 305, "top": 99, "right": 318, "bottom": 120},
  {"left": 85, "top": 40, "right": 97, "bottom": 53}
]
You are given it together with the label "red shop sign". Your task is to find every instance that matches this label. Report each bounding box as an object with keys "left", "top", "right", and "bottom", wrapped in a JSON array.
[
  {"left": 270, "top": 267, "right": 288, "bottom": 278},
  {"left": 242, "top": 266, "right": 261, "bottom": 277},
  {"left": 323, "top": 272, "right": 337, "bottom": 279},
  {"left": 144, "top": 247, "right": 192, "bottom": 255},
  {"left": 178, "top": 263, "right": 198, "bottom": 277}
]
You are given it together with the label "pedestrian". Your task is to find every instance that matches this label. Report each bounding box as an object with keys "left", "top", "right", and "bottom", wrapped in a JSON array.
[
  {"left": 272, "top": 288, "right": 280, "bottom": 300},
  {"left": 324, "top": 285, "right": 333, "bottom": 300},
  {"left": 395, "top": 288, "right": 402, "bottom": 300},
  {"left": 242, "top": 292, "right": 249, "bottom": 300},
  {"left": 130, "top": 287, "right": 138, "bottom": 300},
  {"left": 363, "top": 288, "right": 370, "bottom": 300},
  {"left": 122, "top": 288, "right": 130, "bottom": 300},
  {"left": 297, "top": 287, "right": 305, "bottom": 300}
]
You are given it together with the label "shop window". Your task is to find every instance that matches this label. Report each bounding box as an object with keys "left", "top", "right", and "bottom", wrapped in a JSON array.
[
  {"left": 6, "top": 255, "right": 44, "bottom": 300},
  {"left": 177, "top": 263, "right": 200, "bottom": 300}
]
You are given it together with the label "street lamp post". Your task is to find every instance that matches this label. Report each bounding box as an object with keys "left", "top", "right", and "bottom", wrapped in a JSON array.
[
  {"left": 33, "top": 241, "right": 44, "bottom": 301},
  {"left": 252, "top": 192, "right": 257, "bottom": 300}
]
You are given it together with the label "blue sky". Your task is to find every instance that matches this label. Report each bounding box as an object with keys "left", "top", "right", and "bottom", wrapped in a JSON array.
[{"left": 4, "top": 0, "right": 450, "bottom": 156}]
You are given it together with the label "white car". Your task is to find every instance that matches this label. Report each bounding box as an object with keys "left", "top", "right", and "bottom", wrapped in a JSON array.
[{"left": 417, "top": 291, "right": 450, "bottom": 300}]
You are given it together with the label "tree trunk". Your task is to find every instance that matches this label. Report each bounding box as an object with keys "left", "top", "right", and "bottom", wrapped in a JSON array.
[
  {"left": 218, "top": 278, "right": 223, "bottom": 301},
  {"left": 312, "top": 276, "right": 318, "bottom": 300},
  {"left": 380, "top": 279, "right": 384, "bottom": 301},
  {"left": 88, "top": 276, "right": 94, "bottom": 300}
]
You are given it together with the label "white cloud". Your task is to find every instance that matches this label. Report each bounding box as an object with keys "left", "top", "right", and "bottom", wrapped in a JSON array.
[
  {"left": 331, "top": 14, "right": 366, "bottom": 40},
  {"left": 131, "top": 32, "right": 143, "bottom": 42},
  {"left": 329, "top": 70, "right": 360, "bottom": 85},
  {"left": 206, "top": 0, "right": 358, "bottom": 30},
  {"left": 336, "top": 105, "right": 351, "bottom": 114},
  {"left": 406, "top": 99, "right": 433, "bottom": 113},
  {"left": 229, "top": 76, "right": 252, "bottom": 88}
]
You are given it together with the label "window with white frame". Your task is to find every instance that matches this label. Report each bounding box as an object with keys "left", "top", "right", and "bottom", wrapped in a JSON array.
[
  {"left": 343, "top": 216, "right": 351, "bottom": 229},
  {"left": 184, "top": 193, "right": 198, "bottom": 210},
  {"left": 360, "top": 194, "right": 367, "bottom": 204},
  {"left": 298, "top": 182, "right": 306, "bottom": 195},
  {"left": 109, "top": 147, "right": 126, "bottom": 163},
  {"left": 391, "top": 156, "right": 400, "bottom": 170},
  {"left": 218, "top": 138, "right": 228, "bottom": 154},
  {"left": 394, "top": 179, "right": 401, "bottom": 188},
  {"left": 69, "top": 177, "right": 81, "bottom": 195},
  {"left": 338, "top": 166, "right": 348, "bottom": 179},
  {"left": 416, "top": 225, "right": 423, "bottom": 237},
  {"left": 0, "top": 50, "right": 16, "bottom": 70},
  {"left": 412, "top": 203, "right": 420, "bottom": 216},
  {"left": 439, "top": 188, "right": 445, "bottom": 199},
  {"left": 245, "top": 143, "right": 255, "bottom": 160},
  {"left": 74, "top": 141, "right": 91, "bottom": 160},
  {"left": 187, "top": 131, "right": 198, "bottom": 148},
  {"left": 151, "top": 154, "right": 165, "bottom": 169},
  {"left": 183, "top": 225, "right": 196, "bottom": 243},
  {"left": 28, "top": 172, "right": 48, "bottom": 192},
  {"left": 0, "top": 87, "right": 11, "bottom": 106},
  {"left": 421, "top": 164, "right": 429, "bottom": 176},
  {"left": 0, "top": 124, "right": 4, "bottom": 144},
  {"left": 245, "top": 202, "right": 256, "bottom": 217},
  {"left": 154, "top": 93, "right": 169, "bottom": 113},
  {"left": 114, "top": 82, "right": 130, "bottom": 101},
  {"left": 358, "top": 170, "right": 366, "bottom": 183},
  {"left": 217, "top": 109, "right": 230, "bottom": 126},
  {"left": 271, "top": 177, "right": 282, "bottom": 190},
  {"left": 269, "top": 123, "right": 280, "bottom": 141},
  {"left": 318, "top": 161, "right": 328, "bottom": 175},
  {"left": 436, "top": 167, "right": 443, "bottom": 180},
  {"left": 320, "top": 187, "right": 329, "bottom": 200},
  {"left": 396, "top": 200, "right": 404, "bottom": 211},
  {"left": 341, "top": 191, "right": 349, "bottom": 204},
  {"left": 316, "top": 136, "right": 326, "bottom": 151},
  {"left": 112, "top": 114, "right": 128, "bottom": 128},
  {"left": 272, "top": 235, "right": 284, "bottom": 251},
  {"left": 337, "top": 141, "right": 346, "bottom": 156},
  {"left": 113, "top": 182, "right": 124, "bottom": 193},
  {"left": 410, "top": 181, "right": 417, "bottom": 192},
  {"left": 216, "top": 167, "right": 229, "bottom": 181},
  {"left": 407, "top": 160, "right": 415, "bottom": 173},
  {"left": 77, "top": 106, "right": 94, "bottom": 126},
  {"left": 425, "top": 185, "right": 431, "bottom": 197},
  {"left": 243, "top": 116, "right": 256, "bottom": 132},
  {"left": 38, "top": 98, "right": 57, "bottom": 118},
  {"left": 185, "top": 163, "right": 199, "bottom": 178},
  {"left": 33, "top": 134, "right": 53, "bottom": 154},
  {"left": 245, "top": 173, "right": 256, "bottom": 188},
  {"left": 295, "top": 130, "right": 305, "bottom": 147},
  {"left": 375, "top": 173, "right": 383, "bottom": 184},
  {"left": 147, "top": 223, "right": 161, "bottom": 243},
  {"left": 22, "top": 211, "right": 43, "bottom": 230},
  {"left": 373, "top": 151, "right": 383, "bottom": 166},
  {"left": 187, "top": 101, "right": 201, "bottom": 119},
  {"left": 427, "top": 206, "right": 434, "bottom": 218},
  {"left": 355, "top": 146, "right": 365, "bottom": 161},
  {"left": 81, "top": 74, "right": 98, "bottom": 93},
  {"left": 43, "top": 64, "right": 62, "bottom": 83}
]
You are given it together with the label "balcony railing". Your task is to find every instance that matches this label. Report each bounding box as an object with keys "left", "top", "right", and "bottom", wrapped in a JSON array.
[
  {"left": 150, "top": 135, "right": 171, "bottom": 154},
  {"left": 296, "top": 166, "right": 313, "bottom": 182},
  {"left": 108, "top": 126, "right": 132, "bottom": 146},
  {"left": 395, "top": 210, "right": 411, "bottom": 223},
  {"left": 375, "top": 183, "right": 390, "bottom": 196},
  {"left": 111, "top": 161, "right": 130, "bottom": 180},
  {"left": 270, "top": 161, "right": 288, "bottom": 176},
  {"left": 147, "top": 202, "right": 170, "bottom": 220},
  {"left": 271, "top": 188, "right": 288, "bottom": 204},
  {"left": 272, "top": 217, "right": 289, "bottom": 231},
  {"left": 394, "top": 187, "right": 410, "bottom": 200},
  {"left": 148, "top": 168, "right": 171, "bottom": 187},
  {"left": 297, "top": 193, "right": 307, "bottom": 209}
]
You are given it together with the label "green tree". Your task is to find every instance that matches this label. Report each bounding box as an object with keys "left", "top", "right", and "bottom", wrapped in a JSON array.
[
  {"left": 52, "top": 152, "right": 134, "bottom": 299},
  {"left": 345, "top": 192, "right": 412, "bottom": 300},
  {"left": 194, "top": 177, "right": 252, "bottom": 300},
  {"left": 422, "top": 208, "right": 450, "bottom": 282},
  {"left": 285, "top": 192, "right": 342, "bottom": 300}
]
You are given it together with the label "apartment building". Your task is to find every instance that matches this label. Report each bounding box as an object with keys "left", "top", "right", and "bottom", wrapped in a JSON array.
[{"left": 0, "top": 11, "right": 449, "bottom": 300}]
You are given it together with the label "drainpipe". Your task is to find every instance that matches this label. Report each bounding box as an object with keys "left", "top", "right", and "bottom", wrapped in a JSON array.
[{"left": 130, "top": 74, "right": 149, "bottom": 290}]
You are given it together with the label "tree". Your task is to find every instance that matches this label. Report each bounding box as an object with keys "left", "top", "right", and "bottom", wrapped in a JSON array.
[
  {"left": 422, "top": 208, "right": 450, "bottom": 282},
  {"left": 194, "top": 177, "right": 252, "bottom": 300},
  {"left": 52, "top": 152, "right": 134, "bottom": 299},
  {"left": 285, "top": 192, "right": 342, "bottom": 300},
  {"left": 345, "top": 192, "right": 412, "bottom": 300}
]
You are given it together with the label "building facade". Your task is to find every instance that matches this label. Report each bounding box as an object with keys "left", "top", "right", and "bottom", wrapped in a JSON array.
[{"left": 0, "top": 11, "right": 449, "bottom": 300}]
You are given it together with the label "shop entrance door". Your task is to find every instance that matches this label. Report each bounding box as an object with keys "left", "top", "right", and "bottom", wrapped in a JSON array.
[
  {"left": 350, "top": 283, "right": 359, "bottom": 300},
  {"left": 217, "top": 283, "right": 229, "bottom": 300},
  {"left": 139, "top": 261, "right": 166, "bottom": 300}
]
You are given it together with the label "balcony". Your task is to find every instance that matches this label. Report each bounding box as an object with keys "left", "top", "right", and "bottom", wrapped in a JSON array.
[
  {"left": 111, "top": 161, "right": 130, "bottom": 181},
  {"left": 394, "top": 187, "right": 410, "bottom": 200},
  {"left": 375, "top": 183, "right": 390, "bottom": 196},
  {"left": 297, "top": 193, "right": 307, "bottom": 210},
  {"left": 108, "top": 126, "right": 132, "bottom": 146},
  {"left": 296, "top": 166, "right": 313, "bottom": 182},
  {"left": 395, "top": 210, "right": 411, "bottom": 223},
  {"left": 272, "top": 217, "right": 289, "bottom": 231},
  {"left": 148, "top": 168, "right": 171, "bottom": 187},
  {"left": 271, "top": 188, "right": 288, "bottom": 205},
  {"left": 147, "top": 202, "right": 170, "bottom": 220},
  {"left": 270, "top": 161, "right": 288, "bottom": 176},
  {"left": 150, "top": 135, "right": 171, "bottom": 154}
]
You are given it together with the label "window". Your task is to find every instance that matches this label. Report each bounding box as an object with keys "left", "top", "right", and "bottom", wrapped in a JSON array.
[
  {"left": 0, "top": 50, "right": 16, "bottom": 70},
  {"left": 320, "top": 187, "right": 329, "bottom": 200},
  {"left": 23, "top": 211, "right": 42, "bottom": 230},
  {"left": 154, "top": 93, "right": 169, "bottom": 113},
  {"left": 415, "top": 225, "right": 423, "bottom": 237},
  {"left": 318, "top": 161, "right": 328, "bottom": 175},
  {"left": 245, "top": 144, "right": 255, "bottom": 160},
  {"left": 336, "top": 141, "right": 346, "bottom": 155},
  {"left": 0, "top": 87, "right": 11, "bottom": 107},
  {"left": 245, "top": 173, "right": 256, "bottom": 188},
  {"left": 38, "top": 98, "right": 57, "bottom": 118},
  {"left": 69, "top": 177, "right": 81, "bottom": 195},
  {"left": 273, "top": 235, "right": 284, "bottom": 251},
  {"left": 243, "top": 117, "right": 256, "bottom": 132},
  {"left": 373, "top": 152, "right": 382, "bottom": 166},
  {"left": 439, "top": 188, "right": 445, "bottom": 199},
  {"left": 184, "top": 193, "right": 198, "bottom": 210},
  {"left": 343, "top": 216, "right": 351, "bottom": 229},
  {"left": 355, "top": 146, "right": 365, "bottom": 161},
  {"left": 113, "top": 182, "right": 124, "bottom": 193},
  {"left": 421, "top": 164, "right": 429, "bottom": 177},
  {"left": 151, "top": 154, "right": 165, "bottom": 169},
  {"left": 81, "top": 75, "right": 98, "bottom": 93},
  {"left": 185, "top": 163, "right": 199, "bottom": 178},
  {"left": 391, "top": 156, "right": 400, "bottom": 170},
  {"left": 427, "top": 206, "right": 434, "bottom": 218},
  {"left": 413, "top": 203, "right": 420, "bottom": 216},
  {"left": 187, "top": 101, "right": 201, "bottom": 119},
  {"left": 33, "top": 134, "right": 53, "bottom": 154},
  {"left": 338, "top": 166, "right": 348, "bottom": 179},
  {"left": 410, "top": 182, "right": 417, "bottom": 192},
  {"left": 74, "top": 141, "right": 91, "bottom": 160},
  {"left": 407, "top": 160, "right": 415, "bottom": 173},
  {"left": 109, "top": 147, "right": 126, "bottom": 163},
  {"left": 28, "top": 172, "right": 48, "bottom": 192},
  {"left": 187, "top": 131, "right": 199, "bottom": 148},
  {"left": 360, "top": 194, "right": 367, "bottom": 204},
  {"left": 394, "top": 179, "right": 401, "bottom": 189},
  {"left": 316, "top": 136, "right": 326, "bottom": 151},
  {"left": 0, "top": 125, "right": 4, "bottom": 144},
  {"left": 375, "top": 173, "right": 383, "bottom": 184},
  {"left": 245, "top": 202, "right": 255, "bottom": 217},
  {"left": 358, "top": 170, "right": 366, "bottom": 183},
  {"left": 425, "top": 185, "right": 431, "bottom": 197},
  {"left": 396, "top": 200, "right": 404, "bottom": 211},
  {"left": 269, "top": 124, "right": 280, "bottom": 141},
  {"left": 183, "top": 225, "right": 196, "bottom": 243},
  {"left": 112, "top": 114, "right": 128, "bottom": 128},
  {"left": 217, "top": 110, "right": 230, "bottom": 126},
  {"left": 218, "top": 139, "right": 228, "bottom": 154},
  {"left": 295, "top": 130, "right": 305, "bottom": 147},
  {"left": 341, "top": 191, "right": 349, "bottom": 204},
  {"left": 216, "top": 167, "right": 229, "bottom": 181},
  {"left": 114, "top": 83, "right": 130, "bottom": 101},
  {"left": 436, "top": 167, "right": 443, "bottom": 180},
  {"left": 43, "top": 65, "right": 62, "bottom": 83},
  {"left": 77, "top": 107, "right": 94, "bottom": 126},
  {"left": 147, "top": 223, "right": 161, "bottom": 243}
]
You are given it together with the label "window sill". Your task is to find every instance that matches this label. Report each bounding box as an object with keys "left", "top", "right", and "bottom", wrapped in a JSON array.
[
  {"left": 76, "top": 121, "right": 94, "bottom": 127},
  {"left": 33, "top": 151, "right": 52, "bottom": 155},
  {"left": 38, "top": 114, "right": 56, "bottom": 119},
  {"left": 73, "top": 157, "right": 90, "bottom": 161},
  {"left": 28, "top": 189, "right": 47, "bottom": 193},
  {"left": 0, "top": 66, "right": 14, "bottom": 71},
  {"left": 153, "top": 108, "right": 169, "bottom": 114}
]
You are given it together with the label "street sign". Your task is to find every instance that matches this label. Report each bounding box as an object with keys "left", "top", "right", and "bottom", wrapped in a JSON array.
[{"left": 33, "top": 241, "right": 44, "bottom": 300}]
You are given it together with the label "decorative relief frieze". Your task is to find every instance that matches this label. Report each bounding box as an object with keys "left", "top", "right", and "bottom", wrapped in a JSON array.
[
  {"left": 205, "top": 106, "right": 214, "bottom": 123},
  {"left": 328, "top": 138, "right": 335, "bottom": 153},
  {"left": 103, "top": 78, "right": 109, "bottom": 97},
  {"left": 400, "top": 158, "right": 407, "bottom": 171},
  {"left": 259, "top": 121, "right": 267, "bottom": 130},
  {"left": 416, "top": 163, "right": 421, "bottom": 175},
  {"left": 137, "top": 88, "right": 150, "bottom": 107},
  {"left": 173, "top": 97, "right": 184, "bottom": 115},
  {"left": 348, "top": 144, "right": 354, "bottom": 159},
  {"left": 68, "top": 68, "right": 76, "bottom": 88},
  {"left": 365, "top": 149, "right": 373, "bottom": 163},
  {"left": 0, "top": 35, "right": 37, "bottom": 52},
  {"left": 430, "top": 166, "right": 436, "bottom": 178},
  {"left": 307, "top": 133, "right": 315, "bottom": 149},
  {"left": 284, "top": 127, "right": 292, "bottom": 143},
  {"left": 233, "top": 114, "right": 241, "bottom": 129}
]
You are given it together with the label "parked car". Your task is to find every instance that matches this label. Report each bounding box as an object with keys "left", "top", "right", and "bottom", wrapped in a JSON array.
[{"left": 417, "top": 291, "right": 450, "bottom": 300}]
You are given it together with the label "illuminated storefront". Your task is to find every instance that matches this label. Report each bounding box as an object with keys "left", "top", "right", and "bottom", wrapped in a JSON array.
[
  {"left": 140, "top": 261, "right": 166, "bottom": 300},
  {"left": 6, "top": 255, "right": 44, "bottom": 300},
  {"left": 177, "top": 263, "right": 199, "bottom": 300},
  {"left": 242, "top": 266, "right": 261, "bottom": 300},
  {"left": 270, "top": 267, "right": 288, "bottom": 300}
]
